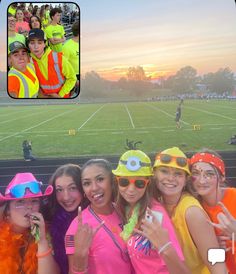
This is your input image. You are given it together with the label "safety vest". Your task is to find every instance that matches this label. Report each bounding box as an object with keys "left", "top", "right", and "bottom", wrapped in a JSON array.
[
  {"left": 32, "top": 51, "right": 69, "bottom": 97},
  {"left": 8, "top": 64, "right": 39, "bottom": 98}
]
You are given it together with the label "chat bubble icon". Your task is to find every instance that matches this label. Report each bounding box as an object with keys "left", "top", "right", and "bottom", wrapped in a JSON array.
[{"left": 208, "top": 248, "right": 225, "bottom": 265}]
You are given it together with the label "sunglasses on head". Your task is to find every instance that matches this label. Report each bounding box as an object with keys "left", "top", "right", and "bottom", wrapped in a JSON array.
[
  {"left": 157, "top": 154, "right": 188, "bottom": 167},
  {"left": 117, "top": 177, "right": 149, "bottom": 189},
  {"left": 10, "top": 181, "right": 41, "bottom": 198}
]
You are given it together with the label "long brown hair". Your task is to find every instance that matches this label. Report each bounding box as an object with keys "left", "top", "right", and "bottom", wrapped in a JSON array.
[
  {"left": 45, "top": 164, "right": 89, "bottom": 221},
  {"left": 115, "top": 177, "right": 153, "bottom": 227}
]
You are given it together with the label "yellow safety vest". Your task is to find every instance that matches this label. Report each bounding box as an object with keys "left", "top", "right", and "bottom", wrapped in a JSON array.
[{"left": 8, "top": 64, "right": 39, "bottom": 98}]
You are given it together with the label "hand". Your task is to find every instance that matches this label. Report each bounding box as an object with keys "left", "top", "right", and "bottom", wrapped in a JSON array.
[
  {"left": 48, "top": 93, "right": 62, "bottom": 98},
  {"left": 217, "top": 235, "right": 231, "bottom": 251},
  {"left": 208, "top": 202, "right": 236, "bottom": 238},
  {"left": 30, "top": 212, "right": 46, "bottom": 242},
  {"left": 74, "top": 207, "right": 104, "bottom": 257},
  {"left": 134, "top": 208, "right": 170, "bottom": 250}
]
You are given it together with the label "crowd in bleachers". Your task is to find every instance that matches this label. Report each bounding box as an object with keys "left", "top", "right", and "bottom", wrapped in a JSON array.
[
  {"left": 7, "top": 3, "right": 80, "bottom": 99},
  {"left": 148, "top": 91, "right": 236, "bottom": 102}
]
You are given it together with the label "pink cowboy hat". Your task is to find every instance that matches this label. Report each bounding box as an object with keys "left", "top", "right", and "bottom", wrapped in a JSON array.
[{"left": 0, "top": 172, "right": 53, "bottom": 201}]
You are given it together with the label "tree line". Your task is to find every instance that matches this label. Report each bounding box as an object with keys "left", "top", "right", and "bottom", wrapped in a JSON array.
[{"left": 81, "top": 66, "right": 236, "bottom": 100}]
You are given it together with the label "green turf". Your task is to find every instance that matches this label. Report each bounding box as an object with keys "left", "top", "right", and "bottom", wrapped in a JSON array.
[{"left": 0, "top": 100, "right": 236, "bottom": 159}]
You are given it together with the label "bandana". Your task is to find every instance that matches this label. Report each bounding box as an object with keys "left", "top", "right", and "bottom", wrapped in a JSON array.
[{"left": 190, "top": 152, "right": 225, "bottom": 176}]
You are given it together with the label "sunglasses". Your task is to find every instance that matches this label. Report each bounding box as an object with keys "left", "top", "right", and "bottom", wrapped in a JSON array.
[
  {"left": 10, "top": 181, "right": 41, "bottom": 198},
  {"left": 157, "top": 154, "right": 188, "bottom": 167},
  {"left": 117, "top": 177, "right": 149, "bottom": 189}
]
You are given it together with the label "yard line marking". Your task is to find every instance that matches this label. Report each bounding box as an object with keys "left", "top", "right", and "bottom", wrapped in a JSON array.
[
  {"left": 124, "top": 104, "right": 135, "bottom": 129},
  {"left": 144, "top": 103, "right": 190, "bottom": 125},
  {"left": 0, "top": 108, "right": 76, "bottom": 142},
  {"left": 185, "top": 106, "right": 236, "bottom": 121},
  {"left": 111, "top": 131, "right": 124, "bottom": 134},
  {"left": 78, "top": 104, "right": 105, "bottom": 131},
  {"left": 210, "top": 128, "right": 221, "bottom": 130},
  {"left": 163, "top": 129, "right": 175, "bottom": 132},
  {"left": 0, "top": 108, "right": 33, "bottom": 119},
  {"left": 207, "top": 104, "right": 236, "bottom": 111},
  {"left": 86, "top": 133, "right": 98, "bottom": 136},
  {"left": 0, "top": 108, "right": 49, "bottom": 125}
]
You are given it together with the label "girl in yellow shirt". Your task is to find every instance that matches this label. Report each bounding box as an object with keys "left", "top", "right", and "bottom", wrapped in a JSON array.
[{"left": 152, "top": 147, "right": 227, "bottom": 274}]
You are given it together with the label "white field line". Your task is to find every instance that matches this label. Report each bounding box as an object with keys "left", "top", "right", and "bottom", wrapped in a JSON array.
[
  {"left": 185, "top": 106, "right": 236, "bottom": 121},
  {"left": 144, "top": 103, "right": 190, "bottom": 125},
  {"left": 111, "top": 132, "right": 124, "bottom": 134},
  {"left": 0, "top": 108, "right": 51, "bottom": 125},
  {"left": 0, "top": 105, "right": 79, "bottom": 120},
  {"left": 206, "top": 104, "right": 236, "bottom": 111},
  {"left": 124, "top": 104, "right": 135, "bottom": 129},
  {"left": 0, "top": 108, "right": 34, "bottom": 119},
  {"left": 0, "top": 108, "right": 77, "bottom": 142},
  {"left": 0, "top": 123, "right": 234, "bottom": 137},
  {"left": 0, "top": 104, "right": 75, "bottom": 124},
  {"left": 78, "top": 104, "right": 105, "bottom": 131}
]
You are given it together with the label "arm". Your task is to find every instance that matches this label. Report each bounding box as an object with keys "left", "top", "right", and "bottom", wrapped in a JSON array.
[
  {"left": 58, "top": 56, "right": 77, "bottom": 97},
  {"left": 8, "top": 75, "right": 20, "bottom": 98},
  {"left": 185, "top": 206, "right": 227, "bottom": 274},
  {"left": 48, "top": 36, "right": 66, "bottom": 45},
  {"left": 30, "top": 212, "right": 59, "bottom": 274},
  {"left": 68, "top": 207, "right": 103, "bottom": 274},
  {"left": 135, "top": 209, "right": 191, "bottom": 274}
]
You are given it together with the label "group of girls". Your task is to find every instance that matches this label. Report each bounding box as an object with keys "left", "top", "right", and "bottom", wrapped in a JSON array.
[{"left": 0, "top": 146, "right": 235, "bottom": 274}]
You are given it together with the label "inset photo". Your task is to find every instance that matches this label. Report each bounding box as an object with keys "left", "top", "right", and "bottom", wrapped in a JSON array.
[{"left": 7, "top": 2, "right": 80, "bottom": 99}]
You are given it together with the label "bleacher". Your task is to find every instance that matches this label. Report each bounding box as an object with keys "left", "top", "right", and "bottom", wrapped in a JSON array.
[
  {"left": 0, "top": 151, "right": 235, "bottom": 191},
  {"left": 61, "top": 14, "right": 79, "bottom": 41}
]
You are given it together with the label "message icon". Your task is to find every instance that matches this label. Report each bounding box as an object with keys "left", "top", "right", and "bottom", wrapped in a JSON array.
[{"left": 208, "top": 248, "right": 225, "bottom": 265}]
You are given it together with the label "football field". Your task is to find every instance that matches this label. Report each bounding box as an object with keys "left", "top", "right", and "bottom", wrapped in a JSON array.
[{"left": 0, "top": 100, "right": 236, "bottom": 160}]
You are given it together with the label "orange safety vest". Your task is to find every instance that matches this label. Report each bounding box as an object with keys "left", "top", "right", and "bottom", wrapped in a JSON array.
[
  {"left": 32, "top": 51, "right": 70, "bottom": 98},
  {"left": 8, "top": 64, "right": 39, "bottom": 98}
]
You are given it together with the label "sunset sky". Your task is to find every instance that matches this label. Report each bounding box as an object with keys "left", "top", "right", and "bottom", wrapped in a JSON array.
[{"left": 0, "top": 0, "right": 236, "bottom": 81}]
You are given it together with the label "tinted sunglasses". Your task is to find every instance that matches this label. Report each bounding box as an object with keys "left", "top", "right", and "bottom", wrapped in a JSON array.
[
  {"left": 157, "top": 154, "right": 188, "bottom": 167},
  {"left": 117, "top": 177, "right": 149, "bottom": 189},
  {"left": 10, "top": 181, "right": 41, "bottom": 198}
]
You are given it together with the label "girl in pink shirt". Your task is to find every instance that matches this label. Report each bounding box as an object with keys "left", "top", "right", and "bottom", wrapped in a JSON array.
[
  {"left": 65, "top": 159, "right": 133, "bottom": 274},
  {"left": 113, "top": 148, "right": 190, "bottom": 274},
  {"left": 15, "top": 8, "right": 30, "bottom": 36}
]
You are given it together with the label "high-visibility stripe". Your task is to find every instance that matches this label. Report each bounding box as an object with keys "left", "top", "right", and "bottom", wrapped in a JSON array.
[
  {"left": 9, "top": 66, "right": 38, "bottom": 98},
  {"left": 27, "top": 62, "right": 35, "bottom": 72},
  {"left": 40, "top": 52, "right": 65, "bottom": 90},
  {"left": 40, "top": 82, "right": 63, "bottom": 90},
  {"left": 9, "top": 69, "right": 30, "bottom": 97},
  {"left": 52, "top": 52, "right": 64, "bottom": 84}
]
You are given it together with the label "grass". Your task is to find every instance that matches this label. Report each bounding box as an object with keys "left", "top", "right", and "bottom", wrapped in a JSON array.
[{"left": 0, "top": 100, "right": 236, "bottom": 160}]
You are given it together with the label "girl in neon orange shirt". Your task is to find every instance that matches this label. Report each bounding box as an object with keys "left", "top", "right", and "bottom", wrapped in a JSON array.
[{"left": 190, "top": 149, "right": 236, "bottom": 274}]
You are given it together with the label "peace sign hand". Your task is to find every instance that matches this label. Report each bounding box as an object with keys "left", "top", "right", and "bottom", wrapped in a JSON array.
[{"left": 74, "top": 207, "right": 104, "bottom": 257}]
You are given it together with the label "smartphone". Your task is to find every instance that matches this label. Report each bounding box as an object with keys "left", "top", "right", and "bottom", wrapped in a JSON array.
[{"left": 145, "top": 210, "right": 163, "bottom": 225}]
